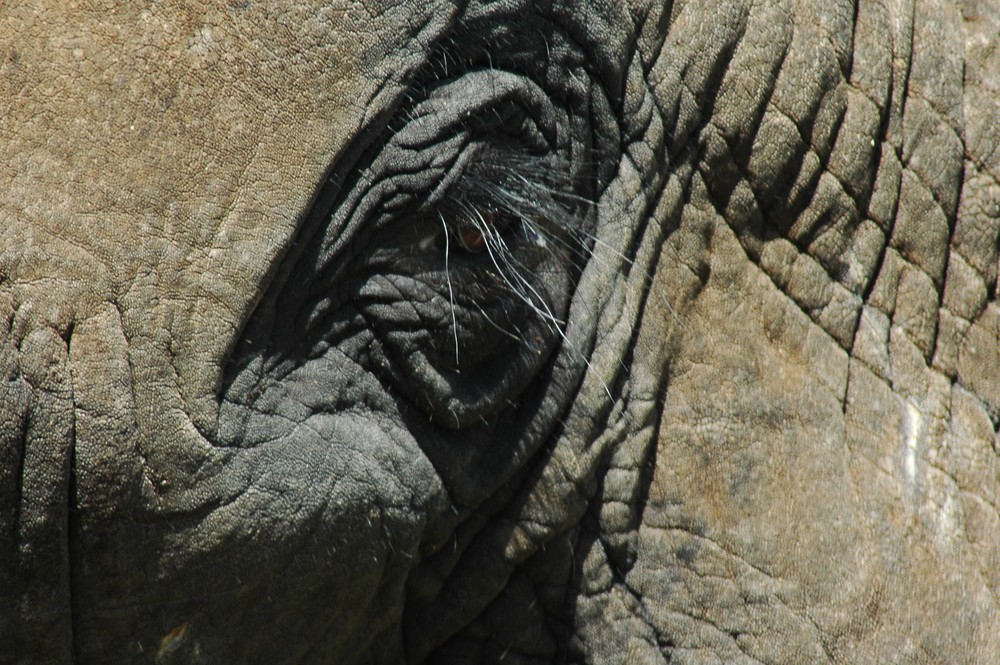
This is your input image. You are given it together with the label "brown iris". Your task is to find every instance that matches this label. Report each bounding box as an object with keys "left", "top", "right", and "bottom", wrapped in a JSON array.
[
  {"left": 432, "top": 208, "right": 517, "bottom": 255},
  {"left": 456, "top": 222, "right": 487, "bottom": 253}
]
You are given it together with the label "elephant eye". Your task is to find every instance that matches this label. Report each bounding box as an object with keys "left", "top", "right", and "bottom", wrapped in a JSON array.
[
  {"left": 419, "top": 207, "right": 533, "bottom": 256},
  {"left": 247, "top": 69, "right": 596, "bottom": 430},
  {"left": 454, "top": 221, "right": 487, "bottom": 253},
  {"left": 447, "top": 215, "right": 495, "bottom": 254}
]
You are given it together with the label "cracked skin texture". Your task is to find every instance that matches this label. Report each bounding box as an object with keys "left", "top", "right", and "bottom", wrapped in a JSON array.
[{"left": 2, "top": 0, "right": 1000, "bottom": 663}]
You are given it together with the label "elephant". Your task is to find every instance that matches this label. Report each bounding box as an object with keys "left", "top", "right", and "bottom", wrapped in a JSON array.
[{"left": 2, "top": 0, "right": 1000, "bottom": 662}]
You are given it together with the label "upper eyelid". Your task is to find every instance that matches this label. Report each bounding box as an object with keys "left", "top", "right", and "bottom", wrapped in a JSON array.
[{"left": 397, "top": 70, "right": 560, "bottom": 153}]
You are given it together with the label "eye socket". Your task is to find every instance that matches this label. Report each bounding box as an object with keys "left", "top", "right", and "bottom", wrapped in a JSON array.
[
  {"left": 257, "top": 69, "right": 595, "bottom": 429},
  {"left": 351, "top": 151, "right": 588, "bottom": 427}
]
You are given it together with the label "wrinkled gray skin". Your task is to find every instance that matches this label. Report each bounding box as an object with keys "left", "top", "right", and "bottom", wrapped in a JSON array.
[{"left": 3, "top": 0, "right": 1000, "bottom": 663}]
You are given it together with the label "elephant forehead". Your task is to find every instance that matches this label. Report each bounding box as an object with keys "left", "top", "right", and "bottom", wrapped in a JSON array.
[
  {"left": 1, "top": 0, "right": 456, "bottom": 413},
  {"left": 2, "top": 0, "right": 454, "bottom": 285}
]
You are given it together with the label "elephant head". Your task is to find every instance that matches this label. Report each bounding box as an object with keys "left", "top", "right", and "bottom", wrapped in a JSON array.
[{"left": 2, "top": 0, "right": 999, "bottom": 662}]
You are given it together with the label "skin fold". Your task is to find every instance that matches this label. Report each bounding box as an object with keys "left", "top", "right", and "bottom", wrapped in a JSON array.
[{"left": 1, "top": 0, "right": 999, "bottom": 663}]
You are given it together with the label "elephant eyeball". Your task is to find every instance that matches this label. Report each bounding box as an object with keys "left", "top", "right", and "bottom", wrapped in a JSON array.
[
  {"left": 456, "top": 222, "right": 487, "bottom": 253},
  {"left": 424, "top": 207, "right": 522, "bottom": 255}
]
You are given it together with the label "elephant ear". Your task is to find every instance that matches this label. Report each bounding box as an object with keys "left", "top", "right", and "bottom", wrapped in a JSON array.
[{"left": 562, "top": 1, "right": 1000, "bottom": 663}]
